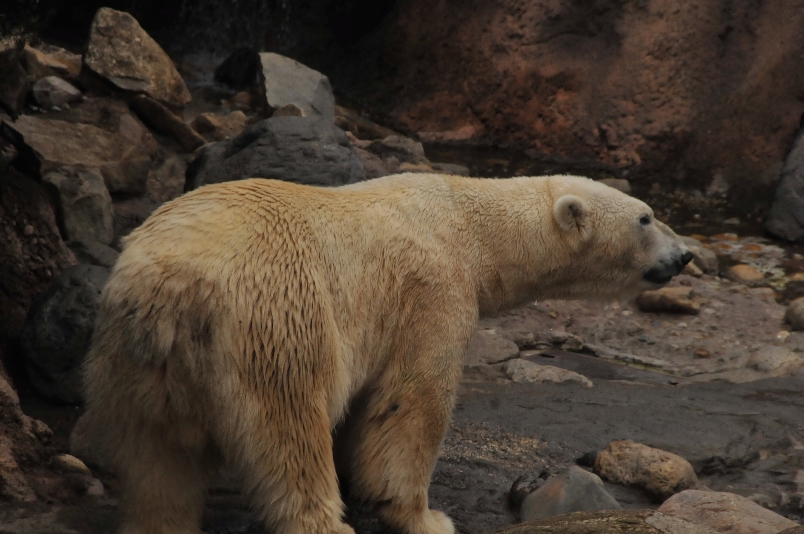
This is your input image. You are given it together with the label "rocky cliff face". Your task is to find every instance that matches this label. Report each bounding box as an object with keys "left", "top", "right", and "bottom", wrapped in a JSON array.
[{"left": 357, "top": 0, "right": 803, "bottom": 203}]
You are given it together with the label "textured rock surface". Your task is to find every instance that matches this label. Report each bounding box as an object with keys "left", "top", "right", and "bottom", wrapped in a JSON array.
[
  {"left": 354, "top": 0, "right": 803, "bottom": 202},
  {"left": 129, "top": 95, "right": 205, "bottom": 152},
  {"left": 187, "top": 116, "right": 365, "bottom": 189},
  {"left": 191, "top": 111, "right": 249, "bottom": 142},
  {"left": 20, "top": 265, "right": 110, "bottom": 403},
  {"left": 505, "top": 359, "right": 594, "bottom": 388},
  {"left": 637, "top": 287, "right": 701, "bottom": 315},
  {"left": 766, "top": 128, "right": 804, "bottom": 242},
  {"left": 0, "top": 168, "right": 76, "bottom": 341},
  {"left": 520, "top": 466, "right": 620, "bottom": 521},
  {"left": 31, "top": 76, "right": 82, "bottom": 110},
  {"left": 42, "top": 167, "right": 114, "bottom": 246},
  {"left": 83, "top": 7, "right": 191, "bottom": 108},
  {"left": 594, "top": 440, "right": 699, "bottom": 499},
  {"left": 258, "top": 52, "right": 335, "bottom": 120},
  {"left": 658, "top": 490, "right": 800, "bottom": 534},
  {"left": 466, "top": 329, "right": 520, "bottom": 366},
  {"left": 497, "top": 510, "right": 717, "bottom": 534},
  {"left": 1, "top": 116, "right": 152, "bottom": 194}
]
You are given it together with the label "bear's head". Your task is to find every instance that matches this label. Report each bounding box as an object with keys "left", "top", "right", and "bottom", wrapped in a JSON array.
[{"left": 549, "top": 176, "right": 693, "bottom": 300}]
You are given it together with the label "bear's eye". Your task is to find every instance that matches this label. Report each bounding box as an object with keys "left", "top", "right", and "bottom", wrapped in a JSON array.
[{"left": 639, "top": 215, "right": 651, "bottom": 226}]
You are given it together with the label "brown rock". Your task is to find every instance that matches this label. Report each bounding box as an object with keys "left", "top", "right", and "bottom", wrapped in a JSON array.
[
  {"left": 129, "top": 95, "right": 205, "bottom": 152},
  {"left": 594, "top": 440, "right": 699, "bottom": 499},
  {"left": 2, "top": 115, "right": 152, "bottom": 194},
  {"left": 84, "top": 7, "right": 191, "bottom": 109},
  {"left": 637, "top": 287, "right": 701, "bottom": 315},
  {"left": 599, "top": 178, "right": 632, "bottom": 195},
  {"left": 273, "top": 103, "right": 306, "bottom": 117},
  {"left": 145, "top": 154, "right": 188, "bottom": 205},
  {"left": 785, "top": 297, "right": 804, "bottom": 331},
  {"left": 335, "top": 104, "right": 400, "bottom": 140},
  {"left": 0, "top": 168, "right": 76, "bottom": 340},
  {"left": 658, "top": 490, "right": 800, "bottom": 534},
  {"left": 31, "top": 76, "right": 82, "bottom": 109},
  {"left": 191, "top": 111, "right": 249, "bottom": 142},
  {"left": 20, "top": 45, "right": 81, "bottom": 80},
  {"left": 727, "top": 264, "right": 764, "bottom": 284},
  {"left": 0, "top": 58, "right": 31, "bottom": 114},
  {"left": 505, "top": 359, "right": 594, "bottom": 388},
  {"left": 466, "top": 328, "right": 520, "bottom": 366},
  {"left": 496, "top": 509, "right": 717, "bottom": 534}
]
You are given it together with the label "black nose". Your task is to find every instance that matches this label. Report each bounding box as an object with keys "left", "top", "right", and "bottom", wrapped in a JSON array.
[{"left": 681, "top": 251, "right": 694, "bottom": 266}]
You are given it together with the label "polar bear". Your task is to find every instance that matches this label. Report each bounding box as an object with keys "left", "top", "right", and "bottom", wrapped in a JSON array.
[{"left": 83, "top": 173, "right": 691, "bottom": 534}]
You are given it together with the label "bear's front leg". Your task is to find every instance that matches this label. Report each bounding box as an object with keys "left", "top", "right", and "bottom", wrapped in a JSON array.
[{"left": 344, "top": 316, "right": 473, "bottom": 534}]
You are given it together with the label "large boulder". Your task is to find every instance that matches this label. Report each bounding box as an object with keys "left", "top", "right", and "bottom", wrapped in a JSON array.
[
  {"left": 1, "top": 115, "right": 152, "bottom": 195},
  {"left": 83, "top": 7, "right": 191, "bottom": 109},
  {"left": 258, "top": 52, "right": 335, "bottom": 120},
  {"left": 658, "top": 490, "right": 800, "bottom": 534},
  {"left": 0, "top": 168, "right": 76, "bottom": 342},
  {"left": 20, "top": 265, "right": 110, "bottom": 403},
  {"left": 766, "top": 126, "right": 804, "bottom": 242},
  {"left": 497, "top": 510, "right": 717, "bottom": 534},
  {"left": 186, "top": 116, "right": 365, "bottom": 189},
  {"left": 43, "top": 166, "right": 114, "bottom": 246}
]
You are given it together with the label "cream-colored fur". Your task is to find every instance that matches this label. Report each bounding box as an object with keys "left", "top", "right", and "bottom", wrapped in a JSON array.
[{"left": 83, "top": 173, "right": 688, "bottom": 534}]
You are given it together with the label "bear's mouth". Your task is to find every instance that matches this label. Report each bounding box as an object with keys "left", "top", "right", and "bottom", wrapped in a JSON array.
[
  {"left": 643, "top": 251, "right": 694, "bottom": 285},
  {"left": 643, "top": 271, "right": 673, "bottom": 285}
]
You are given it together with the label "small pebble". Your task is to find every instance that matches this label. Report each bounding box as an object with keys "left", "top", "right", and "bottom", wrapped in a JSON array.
[{"left": 23, "top": 224, "right": 34, "bottom": 235}]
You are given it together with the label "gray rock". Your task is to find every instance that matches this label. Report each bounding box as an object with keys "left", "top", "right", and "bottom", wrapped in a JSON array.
[
  {"left": 766, "top": 127, "right": 804, "bottom": 241},
  {"left": 191, "top": 111, "right": 249, "bottom": 143},
  {"left": 680, "top": 236, "right": 719, "bottom": 274},
  {"left": 367, "top": 135, "right": 428, "bottom": 165},
  {"left": 145, "top": 154, "right": 187, "bottom": 205},
  {"left": 1, "top": 115, "right": 152, "bottom": 194},
  {"left": 31, "top": 76, "right": 82, "bottom": 109},
  {"left": 20, "top": 265, "right": 109, "bottom": 403},
  {"left": 785, "top": 297, "right": 804, "bottom": 331},
  {"left": 257, "top": 52, "right": 335, "bottom": 120},
  {"left": 66, "top": 239, "right": 119, "bottom": 268},
  {"left": 187, "top": 116, "right": 365, "bottom": 190},
  {"left": 84, "top": 8, "right": 191, "bottom": 109},
  {"left": 466, "top": 328, "right": 520, "bottom": 366},
  {"left": 43, "top": 167, "right": 114, "bottom": 246},
  {"left": 520, "top": 466, "right": 621, "bottom": 521}
]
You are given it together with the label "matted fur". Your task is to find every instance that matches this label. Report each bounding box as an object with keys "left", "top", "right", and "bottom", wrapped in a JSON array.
[{"left": 83, "top": 173, "right": 688, "bottom": 533}]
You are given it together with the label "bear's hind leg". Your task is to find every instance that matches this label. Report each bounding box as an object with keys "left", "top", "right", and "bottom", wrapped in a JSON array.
[
  {"left": 227, "top": 399, "right": 355, "bottom": 534},
  {"left": 118, "top": 424, "right": 212, "bottom": 534}
]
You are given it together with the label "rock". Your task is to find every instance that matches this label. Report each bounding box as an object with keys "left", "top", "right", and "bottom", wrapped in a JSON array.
[
  {"left": 67, "top": 239, "right": 119, "bottom": 268},
  {"left": 683, "top": 262, "right": 703, "bottom": 277},
  {"left": 727, "top": 264, "right": 764, "bottom": 284},
  {"left": 1, "top": 115, "right": 152, "bottom": 194},
  {"left": 785, "top": 297, "right": 804, "bottom": 331},
  {"left": 680, "top": 237, "right": 719, "bottom": 274},
  {"left": 20, "top": 264, "right": 110, "bottom": 403},
  {"left": 368, "top": 135, "right": 429, "bottom": 165},
  {"left": 746, "top": 346, "right": 803, "bottom": 375},
  {"left": 0, "top": 57, "right": 31, "bottom": 114},
  {"left": 257, "top": 52, "right": 335, "bottom": 120},
  {"left": 191, "top": 111, "right": 249, "bottom": 142},
  {"left": 69, "top": 412, "right": 110, "bottom": 470},
  {"left": 0, "top": 168, "right": 76, "bottom": 341},
  {"left": 637, "top": 287, "right": 701, "bottom": 315},
  {"left": 766, "top": 127, "right": 804, "bottom": 242},
  {"left": 0, "top": 435, "right": 36, "bottom": 502},
  {"left": 145, "top": 154, "right": 187, "bottom": 205},
  {"left": 129, "top": 95, "right": 205, "bottom": 152},
  {"left": 779, "top": 527, "right": 804, "bottom": 534},
  {"left": 594, "top": 440, "right": 699, "bottom": 500},
  {"left": 273, "top": 103, "right": 306, "bottom": 117},
  {"left": 20, "top": 44, "right": 82, "bottom": 80},
  {"left": 509, "top": 471, "right": 552, "bottom": 509},
  {"left": 42, "top": 166, "right": 114, "bottom": 245},
  {"left": 599, "top": 178, "right": 632, "bottom": 195},
  {"left": 84, "top": 7, "right": 191, "bottom": 109},
  {"left": 187, "top": 116, "right": 365, "bottom": 190},
  {"left": 505, "top": 359, "right": 594, "bottom": 388},
  {"left": 31, "top": 76, "right": 82, "bottom": 109},
  {"left": 50, "top": 454, "right": 91, "bottom": 476},
  {"left": 658, "top": 490, "right": 800, "bottom": 534},
  {"left": 335, "top": 105, "right": 401, "bottom": 140},
  {"left": 214, "top": 47, "right": 259, "bottom": 89},
  {"left": 466, "top": 329, "right": 520, "bottom": 366},
  {"left": 432, "top": 162, "right": 471, "bottom": 176},
  {"left": 496, "top": 510, "right": 717, "bottom": 534},
  {"left": 113, "top": 196, "right": 159, "bottom": 239},
  {"left": 521, "top": 466, "right": 621, "bottom": 521}
]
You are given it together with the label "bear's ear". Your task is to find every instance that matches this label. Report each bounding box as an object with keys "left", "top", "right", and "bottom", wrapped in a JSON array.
[{"left": 553, "top": 194, "right": 591, "bottom": 239}]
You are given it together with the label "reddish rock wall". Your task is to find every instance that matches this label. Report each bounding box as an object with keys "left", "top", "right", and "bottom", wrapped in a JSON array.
[{"left": 372, "top": 0, "right": 804, "bottom": 198}]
